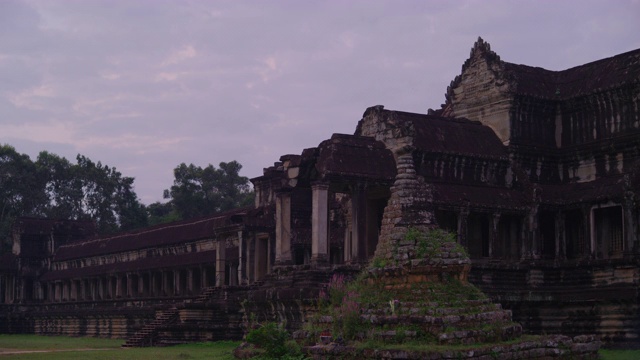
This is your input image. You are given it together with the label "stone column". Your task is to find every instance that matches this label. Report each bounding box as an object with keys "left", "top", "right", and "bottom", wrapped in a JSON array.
[
  {"left": 490, "top": 213, "right": 501, "bottom": 259},
  {"left": 254, "top": 236, "right": 267, "bottom": 281},
  {"left": 624, "top": 190, "right": 638, "bottom": 256},
  {"left": 246, "top": 234, "right": 255, "bottom": 283},
  {"left": 199, "top": 266, "right": 207, "bottom": 290},
  {"left": 556, "top": 211, "right": 566, "bottom": 259},
  {"left": 173, "top": 270, "right": 180, "bottom": 295},
  {"left": 311, "top": 182, "right": 329, "bottom": 266},
  {"left": 127, "top": 274, "right": 133, "bottom": 298},
  {"left": 70, "top": 280, "right": 77, "bottom": 301},
  {"left": 162, "top": 271, "right": 168, "bottom": 296},
  {"left": 237, "top": 230, "right": 244, "bottom": 284},
  {"left": 275, "top": 191, "right": 293, "bottom": 265},
  {"left": 216, "top": 239, "right": 226, "bottom": 287},
  {"left": 349, "top": 185, "right": 366, "bottom": 263}
]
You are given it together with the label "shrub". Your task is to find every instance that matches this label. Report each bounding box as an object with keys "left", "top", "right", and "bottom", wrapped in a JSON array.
[
  {"left": 247, "top": 322, "right": 289, "bottom": 358},
  {"left": 327, "top": 273, "right": 347, "bottom": 306}
]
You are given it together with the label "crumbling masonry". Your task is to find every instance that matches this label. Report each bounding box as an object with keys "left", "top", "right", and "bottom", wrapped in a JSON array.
[{"left": 1, "top": 38, "right": 639, "bottom": 348}]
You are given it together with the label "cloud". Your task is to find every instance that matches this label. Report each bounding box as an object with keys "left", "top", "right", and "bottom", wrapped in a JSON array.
[
  {"left": 8, "top": 83, "right": 58, "bottom": 111},
  {"left": 0, "top": 120, "right": 75, "bottom": 144},
  {"left": 161, "top": 45, "right": 197, "bottom": 67},
  {"left": 2, "top": 0, "right": 639, "bottom": 204}
]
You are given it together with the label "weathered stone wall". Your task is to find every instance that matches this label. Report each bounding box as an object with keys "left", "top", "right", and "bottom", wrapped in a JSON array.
[
  {"left": 560, "top": 85, "right": 640, "bottom": 147},
  {"left": 447, "top": 39, "right": 513, "bottom": 145},
  {"left": 469, "top": 261, "right": 640, "bottom": 346},
  {"left": 4, "top": 308, "right": 153, "bottom": 338}
]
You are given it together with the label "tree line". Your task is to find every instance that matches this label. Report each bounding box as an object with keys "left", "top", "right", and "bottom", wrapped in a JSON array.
[{"left": 0, "top": 144, "right": 253, "bottom": 249}]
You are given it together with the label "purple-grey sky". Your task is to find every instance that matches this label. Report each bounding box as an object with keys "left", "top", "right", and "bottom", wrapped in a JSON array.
[{"left": 2, "top": 0, "right": 639, "bottom": 204}]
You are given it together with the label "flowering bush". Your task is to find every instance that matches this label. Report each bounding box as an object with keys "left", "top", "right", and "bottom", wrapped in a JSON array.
[
  {"left": 336, "top": 290, "right": 363, "bottom": 340},
  {"left": 327, "top": 273, "right": 346, "bottom": 306}
]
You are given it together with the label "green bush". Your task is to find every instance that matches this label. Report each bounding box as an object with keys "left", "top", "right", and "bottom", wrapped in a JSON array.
[
  {"left": 245, "top": 322, "right": 306, "bottom": 359},
  {"left": 246, "top": 322, "right": 289, "bottom": 358}
]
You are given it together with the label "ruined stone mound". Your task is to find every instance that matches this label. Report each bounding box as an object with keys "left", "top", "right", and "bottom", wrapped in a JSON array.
[{"left": 299, "top": 229, "right": 601, "bottom": 359}]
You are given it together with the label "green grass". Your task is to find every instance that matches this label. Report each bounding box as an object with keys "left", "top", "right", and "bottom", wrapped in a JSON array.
[
  {"left": 0, "top": 335, "right": 239, "bottom": 360},
  {"left": 600, "top": 349, "right": 640, "bottom": 360},
  {"left": 2, "top": 334, "right": 640, "bottom": 360}
]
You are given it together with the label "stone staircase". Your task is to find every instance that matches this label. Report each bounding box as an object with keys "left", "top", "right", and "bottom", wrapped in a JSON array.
[
  {"left": 122, "top": 285, "right": 232, "bottom": 348},
  {"left": 122, "top": 306, "right": 179, "bottom": 348}
]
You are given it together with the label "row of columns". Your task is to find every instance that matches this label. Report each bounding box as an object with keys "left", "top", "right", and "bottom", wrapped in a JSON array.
[
  {"left": 235, "top": 230, "right": 273, "bottom": 285},
  {"left": 275, "top": 183, "right": 331, "bottom": 267},
  {"left": 3, "top": 230, "right": 277, "bottom": 304},
  {"left": 45, "top": 267, "right": 215, "bottom": 303},
  {"left": 453, "top": 202, "right": 635, "bottom": 261},
  {"left": 275, "top": 182, "right": 381, "bottom": 268}
]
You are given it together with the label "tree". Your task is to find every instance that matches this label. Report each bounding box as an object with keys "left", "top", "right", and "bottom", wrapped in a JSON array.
[
  {"left": 165, "top": 160, "right": 254, "bottom": 220},
  {"left": 73, "top": 154, "right": 148, "bottom": 233},
  {"left": 146, "top": 201, "right": 180, "bottom": 226},
  {"left": 0, "top": 145, "right": 148, "bottom": 247},
  {"left": 35, "top": 151, "right": 84, "bottom": 220},
  {"left": 0, "top": 145, "right": 46, "bottom": 249}
]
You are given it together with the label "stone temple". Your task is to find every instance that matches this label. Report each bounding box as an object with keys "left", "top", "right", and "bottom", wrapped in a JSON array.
[{"left": 1, "top": 38, "right": 639, "bottom": 349}]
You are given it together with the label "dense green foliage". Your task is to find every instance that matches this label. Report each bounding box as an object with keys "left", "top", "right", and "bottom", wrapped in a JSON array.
[
  {"left": 162, "top": 161, "right": 254, "bottom": 220},
  {"left": 245, "top": 323, "right": 306, "bottom": 360},
  {"left": 0, "top": 145, "right": 148, "bottom": 247}
]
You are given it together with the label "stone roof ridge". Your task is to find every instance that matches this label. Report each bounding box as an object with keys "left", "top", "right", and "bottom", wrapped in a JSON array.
[
  {"left": 462, "top": 36, "right": 502, "bottom": 73},
  {"left": 57, "top": 206, "right": 251, "bottom": 250},
  {"left": 501, "top": 47, "right": 640, "bottom": 98},
  {"left": 326, "top": 133, "right": 386, "bottom": 147},
  {"left": 445, "top": 37, "right": 509, "bottom": 106}
]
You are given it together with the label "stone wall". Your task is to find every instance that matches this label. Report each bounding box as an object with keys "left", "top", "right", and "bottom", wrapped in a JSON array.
[{"left": 470, "top": 260, "right": 640, "bottom": 346}]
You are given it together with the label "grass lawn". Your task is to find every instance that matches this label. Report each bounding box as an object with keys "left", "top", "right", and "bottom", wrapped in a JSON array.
[
  {"left": 600, "top": 349, "right": 640, "bottom": 360},
  {"left": 0, "top": 335, "right": 238, "bottom": 360},
  {"left": 1, "top": 335, "right": 640, "bottom": 359}
]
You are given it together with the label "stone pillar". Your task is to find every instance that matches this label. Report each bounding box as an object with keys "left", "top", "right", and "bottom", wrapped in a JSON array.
[
  {"left": 525, "top": 205, "right": 539, "bottom": 259},
  {"left": 254, "top": 236, "right": 267, "bottom": 281},
  {"left": 311, "top": 182, "right": 329, "bottom": 265},
  {"left": 246, "top": 234, "right": 255, "bottom": 283},
  {"left": 556, "top": 211, "right": 566, "bottom": 259},
  {"left": 237, "top": 230, "right": 244, "bottom": 284},
  {"left": 216, "top": 240, "right": 226, "bottom": 287},
  {"left": 115, "top": 276, "right": 122, "bottom": 298},
  {"left": 62, "top": 281, "right": 69, "bottom": 301},
  {"left": 173, "top": 270, "right": 180, "bottom": 295},
  {"left": 624, "top": 190, "right": 638, "bottom": 255},
  {"left": 47, "top": 282, "right": 53, "bottom": 302},
  {"left": 490, "top": 213, "right": 501, "bottom": 259},
  {"left": 70, "top": 280, "right": 77, "bottom": 301},
  {"left": 162, "top": 271, "right": 168, "bottom": 296},
  {"left": 349, "top": 185, "right": 366, "bottom": 263},
  {"left": 275, "top": 191, "right": 293, "bottom": 265},
  {"left": 126, "top": 274, "right": 133, "bottom": 298}
]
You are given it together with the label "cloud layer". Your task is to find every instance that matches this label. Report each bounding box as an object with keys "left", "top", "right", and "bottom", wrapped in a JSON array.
[{"left": 2, "top": 0, "right": 639, "bottom": 204}]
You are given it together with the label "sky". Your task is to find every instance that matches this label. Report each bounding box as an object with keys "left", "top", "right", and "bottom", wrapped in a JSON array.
[{"left": 1, "top": 0, "right": 639, "bottom": 205}]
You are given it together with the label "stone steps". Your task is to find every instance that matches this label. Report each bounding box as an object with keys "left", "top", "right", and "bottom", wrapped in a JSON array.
[{"left": 121, "top": 306, "right": 179, "bottom": 348}]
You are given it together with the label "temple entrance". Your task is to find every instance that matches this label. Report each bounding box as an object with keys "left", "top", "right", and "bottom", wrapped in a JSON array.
[
  {"left": 593, "top": 205, "right": 624, "bottom": 259},
  {"left": 467, "top": 213, "right": 490, "bottom": 259}
]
